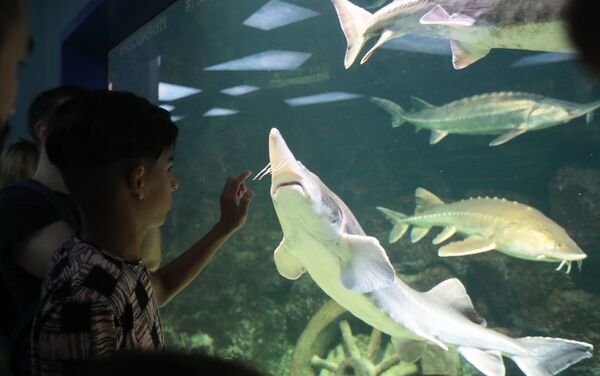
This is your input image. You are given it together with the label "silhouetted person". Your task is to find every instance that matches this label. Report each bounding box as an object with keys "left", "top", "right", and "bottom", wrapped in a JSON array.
[
  {"left": 0, "top": 139, "right": 38, "bottom": 188},
  {"left": 0, "top": 0, "right": 30, "bottom": 150},
  {"left": 565, "top": 0, "right": 600, "bottom": 75}
]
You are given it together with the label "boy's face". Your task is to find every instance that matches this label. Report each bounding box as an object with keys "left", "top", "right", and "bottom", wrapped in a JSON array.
[
  {"left": 141, "top": 147, "right": 179, "bottom": 227},
  {"left": 0, "top": 1, "right": 30, "bottom": 126}
]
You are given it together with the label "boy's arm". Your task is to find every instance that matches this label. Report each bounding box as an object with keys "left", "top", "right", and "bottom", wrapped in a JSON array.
[
  {"left": 149, "top": 172, "right": 253, "bottom": 307},
  {"left": 12, "top": 221, "right": 75, "bottom": 278}
]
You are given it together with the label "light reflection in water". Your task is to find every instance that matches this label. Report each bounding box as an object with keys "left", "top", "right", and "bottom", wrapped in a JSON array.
[
  {"left": 160, "top": 104, "right": 175, "bottom": 112},
  {"left": 243, "top": 0, "right": 320, "bottom": 31},
  {"left": 203, "top": 108, "right": 239, "bottom": 117},
  {"left": 204, "top": 50, "right": 311, "bottom": 71},
  {"left": 220, "top": 85, "right": 260, "bottom": 96},
  {"left": 159, "top": 82, "right": 202, "bottom": 101},
  {"left": 511, "top": 52, "right": 579, "bottom": 68},
  {"left": 284, "top": 92, "right": 363, "bottom": 106}
]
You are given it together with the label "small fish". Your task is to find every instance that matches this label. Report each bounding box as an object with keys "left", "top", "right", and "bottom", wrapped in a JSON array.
[
  {"left": 329, "top": 0, "right": 573, "bottom": 69},
  {"left": 378, "top": 188, "right": 587, "bottom": 272},
  {"left": 266, "top": 129, "right": 593, "bottom": 376},
  {"left": 370, "top": 92, "right": 600, "bottom": 146}
]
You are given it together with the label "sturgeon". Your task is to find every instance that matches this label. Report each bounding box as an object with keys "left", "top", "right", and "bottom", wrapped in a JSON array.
[
  {"left": 265, "top": 128, "right": 592, "bottom": 375},
  {"left": 370, "top": 92, "right": 600, "bottom": 146},
  {"left": 330, "top": 0, "right": 573, "bottom": 69},
  {"left": 378, "top": 188, "right": 587, "bottom": 272}
]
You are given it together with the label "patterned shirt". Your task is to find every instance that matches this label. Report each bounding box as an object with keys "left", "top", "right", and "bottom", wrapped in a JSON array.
[{"left": 31, "top": 238, "right": 163, "bottom": 376}]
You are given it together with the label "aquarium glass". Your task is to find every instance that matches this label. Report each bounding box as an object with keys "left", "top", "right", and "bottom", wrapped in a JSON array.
[{"left": 108, "top": 1, "right": 599, "bottom": 375}]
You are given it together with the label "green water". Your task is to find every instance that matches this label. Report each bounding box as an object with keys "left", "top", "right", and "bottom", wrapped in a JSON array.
[{"left": 108, "top": 1, "right": 600, "bottom": 375}]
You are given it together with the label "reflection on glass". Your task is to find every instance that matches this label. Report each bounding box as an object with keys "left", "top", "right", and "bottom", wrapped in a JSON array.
[
  {"left": 284, "top": 92, "right": 363, "bottom": 106},
  {"left": 171, "top": 115, "right": 185, "bottom": 122},
  {"left": 205, "top": 50, "right": 311, "bottom": 71},
  {"left": 203, "top": 108, "right": 239, "bottom": 117},
  {"left": 243, "top": 0, "right": 320, "bottom": 31},
  {"left": 221, "top": 85, "right": 260, "bottom": 96},
  {"left": 382, "top": 34, "right": 451, "bottom": 56},
  {"left": 160, "top": 104, "right": 176, "bottom": 112},
  {"left": 511, "top": 52, "right": 578, "bottom": 68},
  {"left": 159, "top": 82, "right": 202, "bottom": 101}
]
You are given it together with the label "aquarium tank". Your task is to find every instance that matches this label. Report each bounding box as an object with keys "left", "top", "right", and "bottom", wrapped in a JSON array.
[{"left": 108, "top": 0, "right": 599, "bottom": 375}]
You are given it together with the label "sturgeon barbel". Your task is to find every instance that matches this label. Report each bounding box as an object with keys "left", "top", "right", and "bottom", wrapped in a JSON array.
[
  {"left": 378, "top": 188, "right": 587, "bottom": 272},
  {"left": 330, "top": 0, "right": 573, "bottom": 69},
  {"left": 265, "top": 128, "right": 592, "bottom": 376},
  {"left": 370, "top": 92, "right": 600, "bottom": 146}
]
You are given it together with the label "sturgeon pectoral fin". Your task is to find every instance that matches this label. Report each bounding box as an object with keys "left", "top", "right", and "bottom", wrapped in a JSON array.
[
  {"left": 488, "top": 126, "right": 528, "bottom": 146},
  {"left": 420, "top": 5, "right": 475, "bottom": 27},
  {"left": 432, "top": 226, "right": 456, "bottom": 245},
  {"left": 361, "top": 30, "right": 396, "bottom": 64},
  {"left": 429, "top": 130, "right": 449, "bottom": 144},
  {"left": 450, "top": 40, "right": 490, "bottom": 70},
  {"left": 391, "top": 337, "right": 427, "bottom": 363},
  {"left": 274, "top": 239, "right": 306, "bottom": 280},
  {"left": 410, "top": 227, "right": 430, "bottom": 243},
  {"left": 426, "top": 278, "right": 487, "bottom": 326},
  {"left": 340, "top": 234, "right": 395, "bottom": 293},
  {"left": 438, "top": 235, "right": 495, "bottom": 257},
  {"left": 457, "top": 347, "right": 505, "bottom": 376},
  {"left": 414, "top": 328, "right": 448, "bottom": 351}
]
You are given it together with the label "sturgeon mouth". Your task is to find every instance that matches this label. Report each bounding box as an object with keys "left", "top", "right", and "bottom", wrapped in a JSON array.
[{"left": 276, "top": 181, "right": 303, "bottom": 191}]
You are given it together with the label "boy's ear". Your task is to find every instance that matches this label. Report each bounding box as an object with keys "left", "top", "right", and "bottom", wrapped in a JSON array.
[
  {"left": 35, "top": 120, "right": 48, "bottom": 144},
  {"left": 129, "top": 165, "right": 146, "bottom": 199}
]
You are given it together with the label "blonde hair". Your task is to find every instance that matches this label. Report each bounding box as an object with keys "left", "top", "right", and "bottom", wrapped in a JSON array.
[{"left": 0, "top": 139, "right": 39, "bottom": 188}]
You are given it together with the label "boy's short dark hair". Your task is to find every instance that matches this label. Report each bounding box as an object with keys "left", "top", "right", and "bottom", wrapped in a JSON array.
[
  {"left": 0, "top": 0, "right": 24, "bottom": 49},
  {"left": 27, "top": 85, "right": 87, "bottom": 143},
  {"left": 45, "top": 90, "right": 178, "bottom": 197}
]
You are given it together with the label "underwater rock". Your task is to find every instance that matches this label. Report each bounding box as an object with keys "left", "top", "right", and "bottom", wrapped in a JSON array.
[
  {"left": 549, "top": 167, "right": 600, "bottom": 292},
  {"left": 519, "top": 288, "right": 600, "bottom": 373}
]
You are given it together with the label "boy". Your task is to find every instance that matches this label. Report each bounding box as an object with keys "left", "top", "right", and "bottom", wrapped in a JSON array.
[{"left": 31, "top": 90, "right": 253, "bottom": 376}]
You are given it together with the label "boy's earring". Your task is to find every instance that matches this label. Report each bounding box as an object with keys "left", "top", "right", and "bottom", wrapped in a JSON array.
[{"left": 138, "top": 192, "right": 144, "bottom": 200}]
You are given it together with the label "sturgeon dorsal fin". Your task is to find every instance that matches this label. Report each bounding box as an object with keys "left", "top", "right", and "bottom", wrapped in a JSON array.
[
  {"left": 415, "top": 187, "right": 445, "bottom": 213},
  {"left": 426, "top": 278, "right": 487, "bottom": 326},
  {"left": 274, "top": 239, "right": 306, "bottom": 280},
  {"left": 410, "top": 96, "right": 435, "bottom": 110},
  {"left": 419, "top": 5, "right": 475, "bottom": 27},
  {"left": 340, "top": 234, "right": 396, "bottom": 293}
]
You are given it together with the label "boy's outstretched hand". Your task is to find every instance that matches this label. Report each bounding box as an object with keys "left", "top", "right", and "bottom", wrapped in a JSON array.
[{"left": 217, "top": 171, "right": 254, "bottom": 234}]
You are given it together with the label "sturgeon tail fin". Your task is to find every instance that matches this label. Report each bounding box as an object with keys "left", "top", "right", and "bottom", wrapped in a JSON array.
[
  {"left": 512, "top": 336, "right": 593, "bottom": 376},
  {"left": 376, "top": 206, "right": 409, "bottom": 243},
  {"left": 330, "top": 0, "right": 371, "bottom": 69},
  {"left": 370, "top": 97, "right": 407, "bottom": 128}
]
